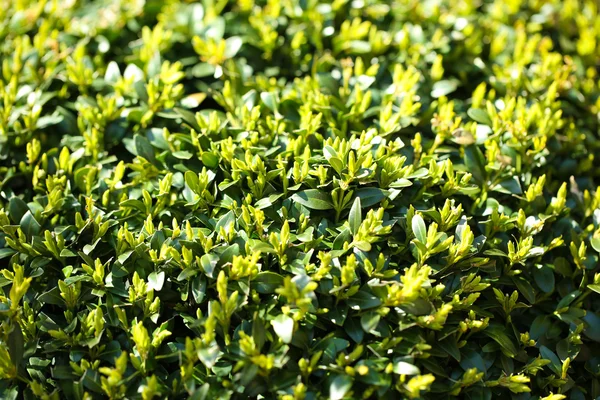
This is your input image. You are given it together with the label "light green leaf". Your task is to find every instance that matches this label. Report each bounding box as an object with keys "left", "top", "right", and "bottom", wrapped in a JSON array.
[
  {"left": 349, "top": 197, "right": 362, "bottom": 235},
  {"left": 431, "top": 79, "right": 458, "bottom": 98},
  {"left": 292, "top": 190, "right": 334, "bottom": 210},
  {"left": 393, "top": 360, "right": 420, "bottom": 375},
  {"left": 467, "top": 108, "right": 493, "bottom": 126},
  {"left": 272, "top": 314, "right": 294, "bottom": 344},
  {"left": 588, "top": 284, "right": 600, "bottom": 295},
  {"left": 147, "top": 271, "right": 165, "bottom": 292},
  {"left": 412, "top": 214, "right": 426, "bottom": 243},
  {"left": 330, "top": 375, "right": 353, "bottom": 400}
]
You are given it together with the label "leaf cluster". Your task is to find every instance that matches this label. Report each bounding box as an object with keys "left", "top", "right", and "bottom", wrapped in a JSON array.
[{"left": 1, "top": 0, "right": 600, "bottom": 399}]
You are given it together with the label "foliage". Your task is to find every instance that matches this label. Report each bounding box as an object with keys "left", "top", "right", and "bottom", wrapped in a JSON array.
[{"left": 1, "top": 0, "right": 600, "bottom": 399}]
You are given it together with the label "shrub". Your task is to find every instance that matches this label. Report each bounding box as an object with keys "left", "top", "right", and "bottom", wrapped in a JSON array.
[{"left": 1, "top": 0, "right": 600, "bottom": 399}]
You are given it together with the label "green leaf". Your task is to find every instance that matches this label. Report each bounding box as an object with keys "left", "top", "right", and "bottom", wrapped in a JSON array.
[
  {"left": 225, "top": 37, "right": 243, "bottom": 58},
  {"left": 329, "top": 375, "right": 353, "bottom": 400},
  {"left": 464, "top": 145, "right": 486, "bottom": 185},
  {"left": 7, "top": 325, "right": 24, "bottom": 372},
  {"left": 438, "top": 337, "right": 461, "bottom": 362},
  {"left": 20, "top": 211, "right": 41, "bottom": 237},
  {"left": 323, "top": 145, "right": 339, "bottom": 161},
  {"left": 177, "top": 268, "right": 198, "bottom": 281},
  {"left": 421, "top": 358, "right": 449, "bottom": 377},
  {"left": 147, "top": 51, "right": 162, "bottom": 78},
  {"left": 147, "top": 271, "right": 165, "bottom": 292},
  {"left": 8, "top": 197, "right": 29, "bottom": 224},
  {"left": 355, "top": 188, "right": 387, "bottom": 207},
  {"left": 181, "top": 93, "right": 207, "bottom": 109},
  {"left": 539, "top": 345, "right": 562, "bottom": 375},
  {"left": 2, "top": 3, "right": 600, "bottom": 397},
  {"left": 492, "top": 177, "right": 522, "bottom": 195},
  {"left": 104, "top": 61, "right": 121, "bottom": 83},
  {"left": 556, "top": 290, "right": 581, "bottom": 311},
  {"left": 218, "top": 243, "right": 240, "bottom": 266},
  {"left": 431, "top": 79, "right": 458, "bottom": 98},
  {"left": 198, "top": 346, "right": 220, "bottom": 369},
  {"left": 344, "top": 318, "right": 364, "bottom": 344},
  {"left": 0, "top": 248, "right": 16, "bottom": 260},
  {"left": 589, "top": 284, "right": 600, "bottom": 295},
  {"left": 254, "top": 272, "right": 284, "bottom": 294},
  {"left": 347, "top": 290, "right": 382, "bottom": 310},
  {"left": 530, "top": 315, "right": 551, "bottom": 340},
  {"left": 360, "top": 312, "right": 380, "bottom": 333},
  {"left": 200, "top": 254, "right": 218, "bottom": 278},
  {"left": 534, "top": 265, "right": 555, "bottom": 293},
  {"left": 591, "top": 237, "right": 600, "bottom": 253},
  {"left": 483, "top": 324, "right": 518, "bottom": 358},
  {"left": 393, "top": 360, "right": 420, "bottom": 375},
  {"left": 124, "top": 63, "right": 144, "bottom": 82},
  {"left": 260, "top": 92, "right": 278, "bottom": 111},
  {"left": 513, "top": 277, "right": 536, "bottom": 304},
  {"left": 271, "top": 314, "right": 294, "bottom": 344},
  {"left": 134, "top": 134, "right": 156, "bottom": 164},
  {"left": 460, "top": 350, "right": 487, "bottom": 375},
  {"left": 348, "top": 197, "right": 362, "bottom": 235},
  {"left": 174, "top": 107, "right": 202, "bottom": 131},
  {"left": 583, "top": 312, "right": 600, "bottom": 342},
  {"left": 329, "top": 157, "right": 345, "bottom": 174},
  {"left": 412, "top": 214, "right": 426, "bottom": 242},
  {"left": 173, "top": 151, "right": 193, "bottom": 159},
  {"left": 348, "top": 40, "right": 371, "bottom": 54},
  {"left": 353, "top": 240, "right": 371, "bottom": 252},
  {"left": 215, "top": 211, "right": 236, "bottom": 231},
  {"left": 467, "top": 108, "right": 493, "bottom": 126},
  {"left": 292, "top": 190, "right": 334, "bottom": 210},
  {"left": 204, "top": 17, "right": 225, "bottom": 40},
  {"left": 191, "top": 276, "right": 206, "bottom": 304},
  {"left": 201, "top": 152, "right": 219, "bottom": 168}
]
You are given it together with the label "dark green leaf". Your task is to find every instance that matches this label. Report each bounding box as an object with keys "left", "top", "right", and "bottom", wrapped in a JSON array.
[
  {"left": 7, "top": 325, "right": 24, "bottom": 371},
  {"left": 347, "top": 290, "right": 382, "bottom": 310},
  {"left": 483, "top": 324, "right": 518, "bottom": 357},
  {"left": 583, "top": 312, "right": 600, "bottom": 342},
  {"left": 8, "top": 197, "right": 29, "bottom": 224},
  {"left": 438, "top": 337, "right": 461, "bottom": 362},
  {"left": 464, "top": 145, "right": 486, "bottom": 185},
  {"left": 254, "top": 272, "right": 284, "bottom": 294},
  {"left": 513, "top": 277, "right": 536, "bottom": 304},
  {"left": 134, "top": 134, "right": 156, "bottom": 164},
  {"left": 355, "top": 188, "right": 387, "bottom": 207},
  {"left": 534, "top": 265, "right": 555, "bottom": 293},
  {"left": 20, "top": 211, "right": 41, "bottom": 237},
  {"left": 360, "top": 312, "right": 380, "bottom": 333}
]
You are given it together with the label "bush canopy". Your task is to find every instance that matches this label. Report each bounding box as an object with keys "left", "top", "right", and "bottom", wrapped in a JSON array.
[{"left": 1, "top": 0, "right": 600, "bottom": 399}]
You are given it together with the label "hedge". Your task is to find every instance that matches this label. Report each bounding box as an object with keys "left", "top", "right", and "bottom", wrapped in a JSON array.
[{"left": 1, "top": 0, "right": 600, "bottom": 399}]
